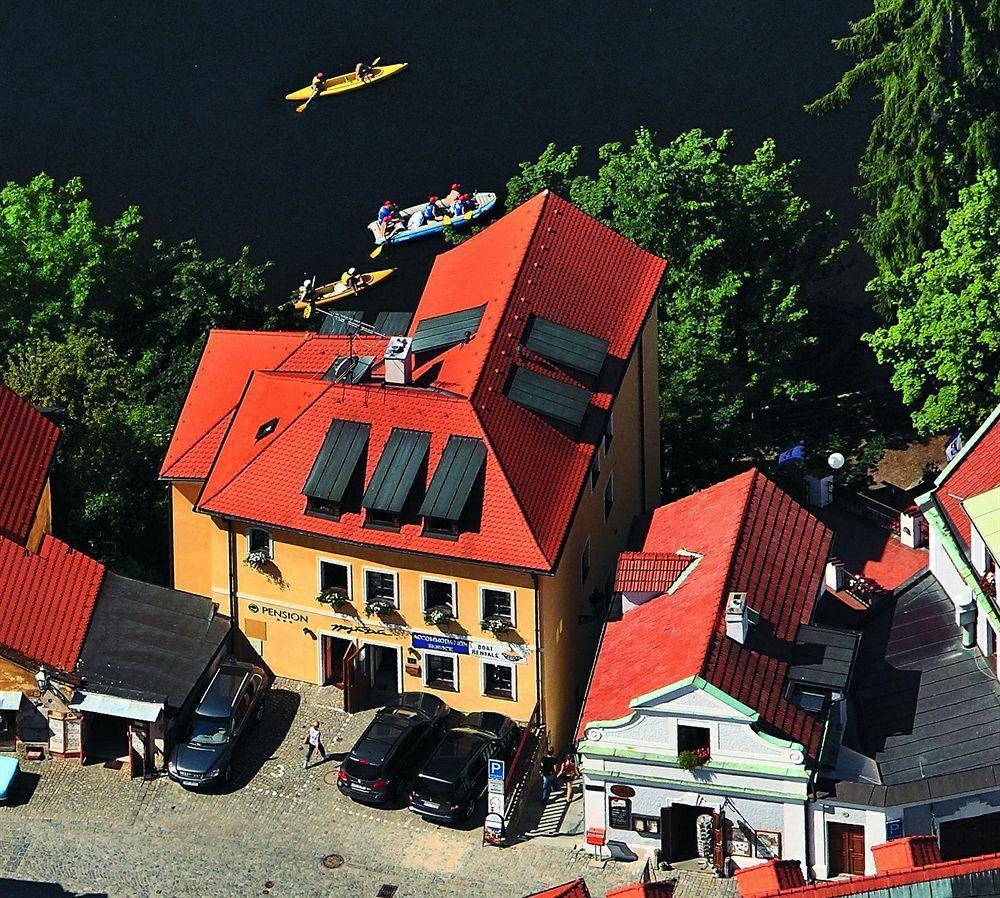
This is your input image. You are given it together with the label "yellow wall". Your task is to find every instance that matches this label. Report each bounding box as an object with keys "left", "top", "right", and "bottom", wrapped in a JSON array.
[
  {"left": 538, "top": 312, "right": 661, "bottom": 749},
  {"left": 26, "top": 479, "right": 52, "bottom": 552},
  {"left": 170, "top": 481, "right": 224, "bottom": 597}
]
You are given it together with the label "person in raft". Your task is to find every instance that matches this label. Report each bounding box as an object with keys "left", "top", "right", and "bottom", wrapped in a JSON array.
[
  {"left": 355, "top": 60, "right": 376, "bottom": 82},
  {"left": 424, "top": 196, "right": 445, "bottom": 222},
  {"left": 377, "top": 201, "right": 401, "bottom": 238},
  {"left": 340, "top": 267, "right": 364, "bottom": 295},
  {"left": 443, "top": 183, "right": 462, "bottom": 208},
  {"left": 450, "top": 193, "right": 478, "bottom": 217}
]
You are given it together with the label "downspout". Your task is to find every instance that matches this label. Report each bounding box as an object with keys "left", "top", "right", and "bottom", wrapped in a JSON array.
[
  {"left": 227, "top": 520, "right": 239, "bottom": 652},
  {"left": 533, "top": 572, "right": 544, "bottom": 743},
  {"left": 637, "top": 325, "right": 647, "bottom": 507}
]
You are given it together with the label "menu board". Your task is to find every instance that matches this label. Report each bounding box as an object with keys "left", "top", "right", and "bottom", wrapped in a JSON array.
[
  {"left": 48, "top": 714, "right": 65, "bottom": 755},
  {"left": 609, "top": 797, "right": 631, "bottom": 830}
]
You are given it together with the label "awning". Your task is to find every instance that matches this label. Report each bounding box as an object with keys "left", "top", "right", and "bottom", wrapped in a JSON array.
[
  {"left": 0, "top": 691, "right": 23, "bottom": 712},
  {"left": 964, "top": 485, "right": 1000, "bottom": 563},
  {"left": 69, "top": 691, "right": 163, "bottom": 722}
]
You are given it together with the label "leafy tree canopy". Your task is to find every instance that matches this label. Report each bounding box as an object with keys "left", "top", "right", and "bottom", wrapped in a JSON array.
[
  {"left": 808, "top": 0, "right": 1000, "bottom": 275},
  {"left": 0, "top": 173, "right": 272, "bottom": 576},
  {"left": 507, "top": 128, "right": 844, "bottom": 489},
  {"left": 865, "top": 168, "right": 1000, "bottom": 435}
]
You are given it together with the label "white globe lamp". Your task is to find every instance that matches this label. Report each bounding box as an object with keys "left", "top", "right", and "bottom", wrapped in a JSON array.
[{"left": 828, "top": 452, "right": 846, "bottom": 471}]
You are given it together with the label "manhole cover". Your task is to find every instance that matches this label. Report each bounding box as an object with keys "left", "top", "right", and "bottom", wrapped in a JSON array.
[
  {"left": 323, "top": 770, "right": 340, "bottom": 786},
  {"left": 322, "top": 854, "right": 345, "bottom": 870},
  {"left": 376, "top": 886, "right": 398, "bottom": 898}
]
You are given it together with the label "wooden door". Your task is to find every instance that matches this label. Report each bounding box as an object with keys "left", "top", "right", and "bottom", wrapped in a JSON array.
[
  {"left": 659, "top": 808, "right": 671, "bottom": 862},
  {"left": 342, "top": 643, "right": 371, "bottom": 713},
  {"left": 828, "top": 823, "right": 865, "bottom": 876},
  {"left": 988, "top": 627, "right": 998, "bottom": 675}
]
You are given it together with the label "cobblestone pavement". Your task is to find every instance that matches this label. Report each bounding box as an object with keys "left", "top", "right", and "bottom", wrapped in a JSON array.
[{"left": 0, "top": 681, "right": 737, "bottom": 898}]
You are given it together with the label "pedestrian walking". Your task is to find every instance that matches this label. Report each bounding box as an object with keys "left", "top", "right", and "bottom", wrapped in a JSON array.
[
  {"left": 302, "top": 720, "right": 328, "bottom": 768},
  {"left": 559, "top": 753, "right": 579, "bottom": 802},
  {"left": 540, "top": 746, "right": 558, "bottom": 802}
]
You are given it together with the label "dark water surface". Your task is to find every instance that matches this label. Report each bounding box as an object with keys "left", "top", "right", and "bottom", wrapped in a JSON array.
[{"left": 1, "top": 1, "right": 873, "bottom": 313}]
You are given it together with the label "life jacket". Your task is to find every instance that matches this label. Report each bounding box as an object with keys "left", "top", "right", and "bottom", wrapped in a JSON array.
[{"left": 378, "top": 206, "right": 394, "bottom": 223}]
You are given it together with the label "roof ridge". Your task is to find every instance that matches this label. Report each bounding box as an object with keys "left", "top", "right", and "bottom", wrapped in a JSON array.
[
  {"left": 699, "top": 468, "right": 761, "bottom": 681},
  {"left": 197, "top": 375, "right": 329, "bottom": 510}
]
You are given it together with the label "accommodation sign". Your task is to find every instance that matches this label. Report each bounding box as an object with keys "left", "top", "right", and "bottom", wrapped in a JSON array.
[
  {"left": 246, "top": 602, "right": 310, "bottom": 625},
  {"left": 410, "top": 632, "right": 528, "bottom": 664}
]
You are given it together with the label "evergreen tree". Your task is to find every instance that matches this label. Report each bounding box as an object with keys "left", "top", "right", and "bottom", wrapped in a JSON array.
[{"left": 808, "top": 0, "right": 1000, "bottom": 275}]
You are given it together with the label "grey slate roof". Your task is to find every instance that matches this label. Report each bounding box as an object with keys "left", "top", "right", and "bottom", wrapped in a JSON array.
[
  {"left": 77, "top": 574, "right": 229, "bottom": 712},
  {"left": 787, "top": 624, "right": 860, "bottom": 694},
  {"left": 836, "top": 574, "right": 1000, "bottom": 803}
]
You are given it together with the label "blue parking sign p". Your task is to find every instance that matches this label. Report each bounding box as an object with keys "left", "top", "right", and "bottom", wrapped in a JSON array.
[{"left": 488, "top": 759, "right": 505, "bottom": 780}]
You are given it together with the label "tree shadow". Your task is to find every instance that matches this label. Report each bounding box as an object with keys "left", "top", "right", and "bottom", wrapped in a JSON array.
[
  {"left": 0, "top": 879, "right": 106, "bottom": 898},
  {"left": 5, "top": 768, "right": 40, "bottom": 807}
]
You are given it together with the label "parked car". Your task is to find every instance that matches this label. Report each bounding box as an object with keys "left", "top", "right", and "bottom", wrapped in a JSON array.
[
  {"left": 408, "top": 711, "right": 519, "bottom": 824},
  {"left": 167, "top": 661, "right": 269, "bottom": 788},
  {"left": 0, "top": 755, "right": 18, "bottom": 802},
  {"left": 338, "top": 692, "right": 450, "bottom": 805}
]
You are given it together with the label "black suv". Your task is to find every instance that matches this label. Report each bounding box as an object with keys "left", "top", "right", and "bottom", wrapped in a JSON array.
[
  {"left": 167, "top": 661, "right": 270, "bottom": 788},
  {"left": 408, "top": 711, "right": 519, "bottom": 824},
  {"left": 338, "top": 692, "right": 450, "bottom": 805}
]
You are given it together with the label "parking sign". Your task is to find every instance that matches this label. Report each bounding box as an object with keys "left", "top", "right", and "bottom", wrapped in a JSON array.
[{"left": 488, "top": 759, "right": 505, "bottom": 781}]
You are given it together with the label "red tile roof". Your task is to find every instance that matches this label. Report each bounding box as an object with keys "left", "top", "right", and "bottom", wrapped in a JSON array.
[
  {"left": 579, "top": 469, "right": 832, "bottom": 756},
  {"left": 737, "top": 851, "right": 1000, "bottom": 898},
  {"left": 932, "top": 409, "right": 1000, "bottom": 548},
  {"left": 525, "top": 880, "right": 591, "bottom": 898},
  {"left": 0, "top": 384, "right": 59, "bottom": 545},
  {"left": 614, "top": 552, "right": 692, "bottom": 593},
  {"left": 0, "top": 534, "right": 104, "bottom": 672},
  {"left": 605, "top": 883, "right": 675, "bottom": 898},
  {"left": 162, "top": 193, "right": 667, "bottom": 572}
]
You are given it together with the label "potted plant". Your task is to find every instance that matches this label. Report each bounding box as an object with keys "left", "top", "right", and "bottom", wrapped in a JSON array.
[
  {"left": 364, "top": 598, "right": 395, "bottom": 618},
  {"left": 480, "top": 616, "right": 512, "bottom": 635},
  {"left": 677, "top": 747, "right": 710, "bottom": 772},
  {"left": 316, "top": 587, "right": 351, "bottom": 610},
  {"left": 245, "top": 549, "right": 270, "bottom": 571},
  {"left": 424, "top": 605, "right": 455, "bottom": 627}
]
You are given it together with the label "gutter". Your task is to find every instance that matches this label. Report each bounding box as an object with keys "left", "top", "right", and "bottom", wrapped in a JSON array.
[{"left": 227, "top": 520, "right": 239, "bottom": 651}]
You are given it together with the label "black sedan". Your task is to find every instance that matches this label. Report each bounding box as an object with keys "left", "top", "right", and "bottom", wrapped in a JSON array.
[
  {"left": 408, "top": 711, "right": 519, "bottom": 824},
  {"left": 337, "top": 692, "right": 450, "bottom": 805}
]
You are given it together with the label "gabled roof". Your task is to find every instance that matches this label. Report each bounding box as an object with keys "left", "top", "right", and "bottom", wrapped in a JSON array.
[
  {"left": 579, "top": 469, "right": 832, "bottom": 756},
  {"left": 925, "top": 403, "right": 1000, "bottom": 550},
  {"left": 0, "top": 383, "right": 59, "bottom": 545},
  {"left": 0, "top": 534, "right": 105, "bottom": 673},
  {"left": 614, "top": 552, "right": 692, "bottom": 593},
  {"left": 525, "top": 880, "right": 591, "bottom": 898},
  {"left": 162, "top": 193, "right": 666, "bottom": 572}
]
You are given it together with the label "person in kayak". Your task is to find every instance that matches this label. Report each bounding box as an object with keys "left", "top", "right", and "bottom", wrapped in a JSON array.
[
  {"left": 298, "top": 275, "right": 318, "bottom": 311},
  {"left": 424, "top": 196, "right": 445, "bottom": 222},
  {"left": 378, "top": 201, "right": 401, "bottom": 238},
  {"left": 355, "top": 60, "right": 376, "bottom": 82},
  {"left": 340, "top": 267, "right": 365, "bottom": 296},
  {"left": 310, "top": 72, "right": 325, "bottom": 95}
]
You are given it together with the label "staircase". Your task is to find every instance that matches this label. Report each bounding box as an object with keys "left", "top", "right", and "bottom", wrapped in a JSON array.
[{"left": 523, "top": 793, "right": 569, "bottom": 837}]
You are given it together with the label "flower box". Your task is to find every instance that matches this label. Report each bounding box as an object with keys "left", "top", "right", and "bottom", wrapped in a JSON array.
[
  {"left": 424, "top": 606, "right": 455, "bottom": 627},
  {"left": 364, "top": 598, "right": 395, "bottom": 618},
  {"left": 316, "top": 587, "right": 350, "bottom": 609},
  {"left": 480, "top": 616, "right": 512, "bottom": 635},
  {"left": 245, "top": 549, "right": 271, "bottom": 571},
  {"left": 677, "top": 748, "right": 710, "bottom": 772}
]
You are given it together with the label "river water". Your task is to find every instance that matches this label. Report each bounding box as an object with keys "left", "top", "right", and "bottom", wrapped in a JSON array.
[{"left": 1, "top": 1, "right": 873, "bottom": 312}]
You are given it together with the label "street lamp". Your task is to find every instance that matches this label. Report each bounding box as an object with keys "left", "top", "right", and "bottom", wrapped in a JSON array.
[
  {"left": 828, "top": 452, "right": 846, "bottom": 471},
  {"left": 35, "top": 665, "right": 49, "bottom": 696}
]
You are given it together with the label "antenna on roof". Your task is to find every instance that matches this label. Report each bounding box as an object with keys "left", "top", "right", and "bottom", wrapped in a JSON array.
[{"left": 312, "top": 307, "right": 388, "bottom": 338}]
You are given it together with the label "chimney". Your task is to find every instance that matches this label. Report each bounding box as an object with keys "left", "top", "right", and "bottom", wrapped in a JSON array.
[
  {"left": 725, "top": 592, "right": 750, "bottom": 644},
  {"left": 734, "top": 860, "right": 806, "bottom": 897},
  {"left": 872, "top": 835, "right": 941, "bottom": 873},
  {"left": 384, "top": 337, "right": 413, "bottom": 386},
  {"left": 825, "top": 560, "right": 846, "bottom": 592}
]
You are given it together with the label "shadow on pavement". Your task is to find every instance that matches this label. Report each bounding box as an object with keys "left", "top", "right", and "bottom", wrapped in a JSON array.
[
  {"left": 0, "top": 879, "right": 106, "bottom": 897},
  {"left": 223, "top": 686, "right": 302, "bottom": 792},
  {"left": 6, "top": 769, "right": 40, "bottom": 807}
]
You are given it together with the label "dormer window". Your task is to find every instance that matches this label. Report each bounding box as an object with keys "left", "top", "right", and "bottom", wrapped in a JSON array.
[
  {"left": 678, "top": 724, "right": 711, "bottom": 754},
  {"left": 255, "top": 418, "right": 278, "bottom": 441},
  {"left": 419, "top": 435, "right": 486, "bottom": 539},
  {"left": 362, "top": 428, "right": 430, "bottom": 531}
]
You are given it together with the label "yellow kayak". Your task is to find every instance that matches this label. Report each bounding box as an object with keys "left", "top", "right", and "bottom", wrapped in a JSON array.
[
  {"left": 293, "top": 269, "right": 395, "bottom": 311},
  {"left": 285, "top": 64, "right": 408, "bottom": 101}
]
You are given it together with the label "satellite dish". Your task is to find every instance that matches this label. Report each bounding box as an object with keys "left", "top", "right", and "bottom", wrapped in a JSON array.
[{"left": 828, "top": 452, "right": 846, "bottom": 470}]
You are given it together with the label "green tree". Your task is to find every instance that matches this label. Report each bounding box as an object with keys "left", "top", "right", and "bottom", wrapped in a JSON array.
[
  {"left": 507, "top": 129, "right": 844, "bottom": 489},
  {"left": 865, "top": 168, "right": 1000, "bottom": 435},
  {"left": 808, "top": 0, "right": 1000, "bottom": 275},
  {"left": 0, "top": 173, "right": 273, "bottom": 577}
]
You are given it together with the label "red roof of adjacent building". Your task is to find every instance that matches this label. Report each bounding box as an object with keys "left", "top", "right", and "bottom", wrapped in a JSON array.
[
  {"left": 0, "top": 383, "right": 59, "bottom": 545},
  {"left": 525, "top": 880, "right": 591, "bottom": 898},
  {"left": 931, "top": 408, "right": 1000, "bottom": 549},
  {"left": 579, "top": 469, "right": 833, "bottom": 755},
  {"left": 0, "top": 534, "right": 105, "bottom": 672},
  {"left": 161, "top": 193, "right": 667, "bottom": 572}
]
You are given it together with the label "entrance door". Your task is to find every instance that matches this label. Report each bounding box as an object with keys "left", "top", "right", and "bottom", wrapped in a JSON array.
[
  {"left": 828, "top": 823, "right": 866, "bottom": 876},
  {"left": 988, "top": 627, "right": 998, "bottom": 675},
  {"left": 343, "top": 643, "right": 371, "bottom": 713},
  {"left": 321, "top": 635, "right": 351, "bottom": 687},
  {"left": 661, "top": 803, "right": 703, "bottom": 862},
  {"left": 368, "top": 644, "right": 400, "bottom": 703},
  {"left": 940, "top": 811, "right": 1000, "bottom": 860}
]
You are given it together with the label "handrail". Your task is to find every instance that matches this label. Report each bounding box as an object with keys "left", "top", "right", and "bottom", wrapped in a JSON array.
[{"left": 505, "top": 702, "right": 541, "bottom": 794}]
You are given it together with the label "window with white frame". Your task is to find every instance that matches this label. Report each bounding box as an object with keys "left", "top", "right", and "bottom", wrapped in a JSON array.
[
  {"left": 318, "top": 559, "right": 351, "bottom": 599},
  {"left": 481, "top": 661, "right": 515, "bottom": 700},
  {"left": 604, "top": 474, "right": 615, "bottom": 520},
  {"left": 364, "top": 569, "right": 398, "bottom": 607},
  {"left": 423, "top": 652, "right": 458, "bottom": 691},
  {"left": 604, "top": 411, "right": 615, "bottom": 452},
  {"left": 247, "top": 528, "right": 272, "bottom": 558},
  {"left": 480, "top": 587, "right": 515, "bottom": 626},
  {"left": 422, "top": 578, "right": 456, "bottom": 614}
]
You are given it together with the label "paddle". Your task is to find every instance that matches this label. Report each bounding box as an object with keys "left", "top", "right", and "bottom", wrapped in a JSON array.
[
  {"left": 362, "top": 56, "right": 381, "bottom": 81},
  {"left": 296, "top": 82, "right": 322, "bottom": 114}
]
